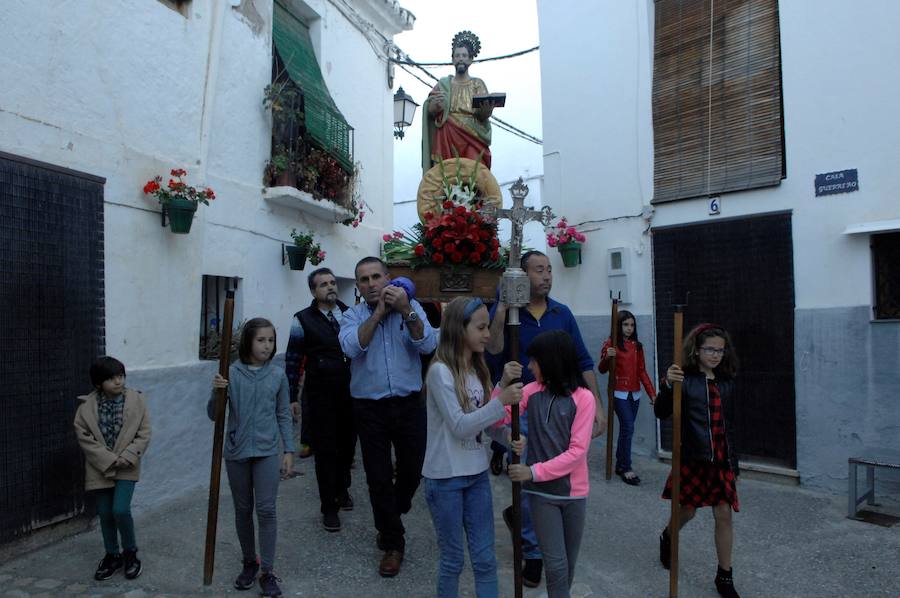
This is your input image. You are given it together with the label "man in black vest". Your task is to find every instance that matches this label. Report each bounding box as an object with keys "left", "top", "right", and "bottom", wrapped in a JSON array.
[{"left": 285, "top": 267, "right": 355, "bottom": 532}]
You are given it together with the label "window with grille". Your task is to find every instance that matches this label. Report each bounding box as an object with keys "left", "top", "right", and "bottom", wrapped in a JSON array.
[
  {"left": 199, "top": 276, "right": 243, "bottom": 360},
  {"left": 873, "top": 232, "right": 900, "bottom": 320},
  {"left": 652, "top": 0, "right": 785, "bottom": 203}
]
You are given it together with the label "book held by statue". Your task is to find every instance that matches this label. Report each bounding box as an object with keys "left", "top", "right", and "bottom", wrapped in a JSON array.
[{"left": 472, "top": 93, "right": 506, "bottom": 108}]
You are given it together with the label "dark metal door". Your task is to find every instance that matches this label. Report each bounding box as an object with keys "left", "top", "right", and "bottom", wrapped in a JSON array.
[
  {"left": 653, "top": 212, "right": 796, "bottom": 468},
  {"left": 0, "top": 153, "right": 105, "bottom": 543}
]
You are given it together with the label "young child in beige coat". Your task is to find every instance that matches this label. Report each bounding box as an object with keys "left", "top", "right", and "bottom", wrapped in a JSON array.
[{"left": 73, "top": 356, "right": 151, "bottom": 581}]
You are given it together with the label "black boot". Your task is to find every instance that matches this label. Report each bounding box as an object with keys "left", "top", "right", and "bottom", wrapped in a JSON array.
[
  {"left": 122, "top": 548, "right": 142, "bottom": 580},
  {"left": 259, "top": 571, "right": 283, "bottom": 597},
  {"left": 715, "top": 566, "right": 741, "bottom": 598},
  {"left": 94, "top": 552, "right": 122, "bottom": 580},
  {"left": 522, "top": 558, "right": 542, "bottom": 588},
  {"left": 233, "top": 557, "right": 259, "bottom": 590},
  {"left": 659, "top": 528, "right": 671, "bottom": 570}
]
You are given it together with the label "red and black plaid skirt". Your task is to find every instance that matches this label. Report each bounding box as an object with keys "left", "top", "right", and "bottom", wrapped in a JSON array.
[
  {"left": 662, "top": 460, "right": 739, "bottom": 511},
  {"left": 662, "top": 381, "right": 739, "bottom": 510}
]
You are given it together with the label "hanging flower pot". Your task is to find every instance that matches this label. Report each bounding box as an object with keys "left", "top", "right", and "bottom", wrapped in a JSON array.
[
  {"left": 166, "top": 198, "right": 198, "bottom": 234},
  {"left": 557, "top": 241, "right": 583, "bottom": 268},
  {"left": 285, "top": 245, "right": 308, "bottom": 270},
  {"left": 547, "top": 217, "right": 586, "bottom": 268},
  {"left": 143, "top": 168, "right": 215, "bottom": 235}
]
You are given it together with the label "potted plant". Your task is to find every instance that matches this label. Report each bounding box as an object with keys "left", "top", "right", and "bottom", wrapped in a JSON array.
[
  {"left": 143, "top": 168, "right": 216, "bottom": 234},
  {"left": 263, "top": 80, "right": 304, "bottom": 147},
  {"left": 265, "top": 146, "right": 297, "bottom": 188},
  {"left": 286, "top": 229, "right": 326, "bottom": 271},
  {"left": 547, "top": 217, "right": 586, "bottom": 267}
]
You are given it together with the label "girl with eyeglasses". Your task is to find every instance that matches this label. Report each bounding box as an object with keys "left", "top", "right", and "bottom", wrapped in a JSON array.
[
  {"left": 655, "top": 323, "right": 742, "bottom": 598},
  {"left": 597, "top": 309, "right": 657, "bottom": 485},
  {"left": 422, "top": 297, "right": 523, "bottom": 598}
]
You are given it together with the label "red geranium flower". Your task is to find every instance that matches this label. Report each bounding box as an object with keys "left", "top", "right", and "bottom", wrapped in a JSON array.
[
  {"left": 442, "top": 200, "right": 454, "bottom": 209},
  {"left": 451, "top": 252, "right": 464, "bottom": 263},
  {"left": 414, "top": 244, "right": 425, "bottom": 256},
  {"left": 432, "top": 252, "right": 444, "bottom": 264},
  {"left": 143, "top": 180, "right": 160, "bottom": 194}
]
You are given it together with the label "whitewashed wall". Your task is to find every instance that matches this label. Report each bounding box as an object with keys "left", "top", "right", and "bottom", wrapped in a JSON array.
[
  {"left": 538, "top": 0, "right": 900, "bottom": 315},
  {"left": 0, "top": 0, "right": 410, "bottom": 367},
  {"left": 536, "top": 0, "right": 900, "bottom": 495}
]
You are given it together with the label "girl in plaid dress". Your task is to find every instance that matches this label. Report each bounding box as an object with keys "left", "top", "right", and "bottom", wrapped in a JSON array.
[{"left": 654, "top": 324, "right": 741, "bottom": 598}]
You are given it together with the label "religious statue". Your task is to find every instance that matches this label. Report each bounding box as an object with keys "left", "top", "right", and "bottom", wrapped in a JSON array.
[{"left": 421, "top": 31, "right": 498, "bottom": 174}]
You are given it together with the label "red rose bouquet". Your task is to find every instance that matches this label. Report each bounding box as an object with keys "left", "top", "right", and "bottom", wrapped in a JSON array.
[{"left": 382, "top": 199, "right": 505, "bottom": 269}]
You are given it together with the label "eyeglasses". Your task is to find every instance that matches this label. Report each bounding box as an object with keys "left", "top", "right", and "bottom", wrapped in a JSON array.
[{"left": 699, "top": 347, "right": 726, "bottom": 356}]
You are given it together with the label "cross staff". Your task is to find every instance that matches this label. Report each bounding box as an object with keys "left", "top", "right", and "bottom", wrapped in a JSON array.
[
  {"left": 483, "top": 177, "right": 553, "bottom": 598},
  {"left": 204, "top": 289, "right": 235, "bottom": 585},
  {"left": 668, "top": 295, "right": 688, "bottom": 598},
  {"left": 605, "top": 292, "right": 620, "bottom": 480}
]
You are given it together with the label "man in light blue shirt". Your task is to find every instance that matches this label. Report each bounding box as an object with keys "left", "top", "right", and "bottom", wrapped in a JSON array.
[{"left": 339, "top": 256, "right": 438, "bottom": 578}]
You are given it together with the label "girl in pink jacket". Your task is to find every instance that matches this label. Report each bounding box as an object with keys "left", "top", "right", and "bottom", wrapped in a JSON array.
[{"left": 498, "top": 330, "right": 596, "bottom": 598}]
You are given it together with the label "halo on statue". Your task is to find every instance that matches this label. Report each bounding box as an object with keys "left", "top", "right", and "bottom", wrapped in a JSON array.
[{"left": 416, "top": 157, "right": 502, "bottom": 223}]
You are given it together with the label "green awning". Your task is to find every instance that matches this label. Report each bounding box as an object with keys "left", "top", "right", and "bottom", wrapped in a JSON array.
[{"left": 273, "top": 1, "right": 353, "bottom": 172}]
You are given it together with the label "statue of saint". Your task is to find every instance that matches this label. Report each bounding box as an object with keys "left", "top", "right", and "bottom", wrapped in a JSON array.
[{"left": 422, "top": 31, "right": 497, "bottom": 174}]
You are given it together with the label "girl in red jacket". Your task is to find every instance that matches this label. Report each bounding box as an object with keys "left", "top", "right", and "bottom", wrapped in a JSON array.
[{"left": 598, "top": 310, "right": 656, "bottom": 485}]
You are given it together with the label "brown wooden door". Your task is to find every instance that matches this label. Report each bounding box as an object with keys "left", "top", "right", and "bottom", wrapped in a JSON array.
[{"left": 653, "top": 212, "right": 796, "bottom": 468}]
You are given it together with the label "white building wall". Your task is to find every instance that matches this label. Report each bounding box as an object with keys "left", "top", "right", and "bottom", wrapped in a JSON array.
[
  {"left": 0, "top": 0, "right": 409, "bottom": 366},
  {"left": 539, "top": 0, "right": 900, "bottom": 315},
  {"left": 537, "top": 0, "right": 900, "bottom": 495},
  {"left": 0, "top": 0, "right": 411, "bottom": 509}
]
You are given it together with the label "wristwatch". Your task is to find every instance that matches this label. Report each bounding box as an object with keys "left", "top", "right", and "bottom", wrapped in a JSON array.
[{"left": 404, "top": 311, "right": 419, "bottom": 323}]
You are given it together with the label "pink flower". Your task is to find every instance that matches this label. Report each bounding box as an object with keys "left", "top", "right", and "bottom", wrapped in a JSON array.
[
  {"left": 393, "top": 231, "right": 403, "bottom": 239},
  {"left": 383, "top": 234, "right": 392, "bottom": 242},
  {"left": 547, "top": 237, "right": 558, "bottom": 247},
  {"left": 557, "top": 220, "right": 567, "bottom": 229},
  {"left": 575, "top": 233, "right": 586, "bottom": 243},
  {"left": 352, "top": 221, "right": 359, "bottom": 228},
  {"left": 317, "top": 251, "right": 326, "bottom": 259},
  {"left": 566, "top": 227, "right": 577, "bottom": 236}
]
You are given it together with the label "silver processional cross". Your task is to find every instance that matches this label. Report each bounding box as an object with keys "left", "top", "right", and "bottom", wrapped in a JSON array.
[
  {"left": 482, "top": 177, "right": 555, "bottom": 310},
  {"left": 480, "top": 177, "right": 554, "bottom": 598}
]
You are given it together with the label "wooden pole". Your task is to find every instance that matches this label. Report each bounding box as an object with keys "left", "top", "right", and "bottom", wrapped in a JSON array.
[
  {"left": 507, "top": 307, "right": 523, "bottom": 598},
  {"left": 203, "top": 290, "right": 235, "bottom": 585},
  {"left": 669, "top": 307, "right": 684, "bottom": 598},
  {"left": 605, "top": 296, "right": 619, "bottom": 480}
]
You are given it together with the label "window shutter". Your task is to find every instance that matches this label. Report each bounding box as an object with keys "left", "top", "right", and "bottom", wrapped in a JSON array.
[
  {"left": 653, "top": 0, "right": 784, "bottom": 203},
  {"left": 273, "top": 1, "right": 354, "bottom": 173}
]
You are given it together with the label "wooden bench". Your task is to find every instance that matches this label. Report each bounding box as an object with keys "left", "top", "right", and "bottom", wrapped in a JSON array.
[{"left": 848, "top": 452, "right": 900, "bottom": 518}]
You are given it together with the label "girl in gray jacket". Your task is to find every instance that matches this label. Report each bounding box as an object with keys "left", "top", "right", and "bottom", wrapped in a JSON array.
[{"left": 209, "top": 318, "right": 295, "bottom": 598}]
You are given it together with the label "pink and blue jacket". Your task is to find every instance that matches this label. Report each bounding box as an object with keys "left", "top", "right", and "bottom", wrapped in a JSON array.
[{"left": 493, "top": 382, "right": 596, "bottom": 498}]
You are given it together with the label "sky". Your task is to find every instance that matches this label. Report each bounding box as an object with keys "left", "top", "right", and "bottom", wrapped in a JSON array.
[{"left": 390, "top": 0, "right": 547, "bottom": 246}]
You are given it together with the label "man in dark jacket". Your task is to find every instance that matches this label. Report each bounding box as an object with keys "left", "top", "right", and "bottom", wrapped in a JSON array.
[{"left": 285, "top": 267, "right": 355, "bottom": 532}]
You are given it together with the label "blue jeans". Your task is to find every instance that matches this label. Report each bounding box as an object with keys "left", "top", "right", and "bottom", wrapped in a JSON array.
[
  {"left": 424, "top": 471, "right": 498, "bottom": 598},
  {"left": 614, "top": 397, "right": 640, "bottom": 472}
]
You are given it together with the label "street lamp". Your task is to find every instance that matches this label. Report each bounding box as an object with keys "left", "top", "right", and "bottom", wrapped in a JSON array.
[{"left": 393, "top": 86, "right": 419, "bottom": 140}]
